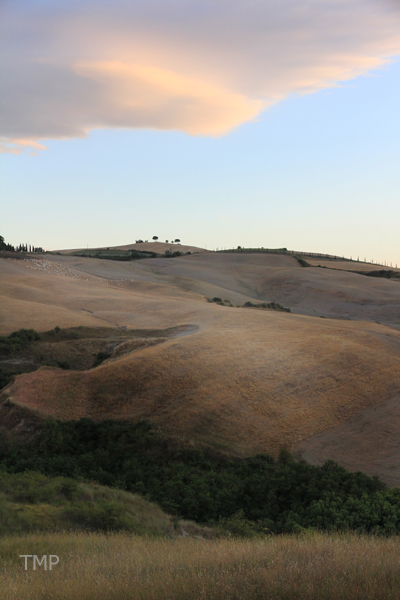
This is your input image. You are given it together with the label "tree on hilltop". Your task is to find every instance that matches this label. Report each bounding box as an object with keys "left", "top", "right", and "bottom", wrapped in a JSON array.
[{"left": 152, "top": 236, "right": 158, "bottom": 241}]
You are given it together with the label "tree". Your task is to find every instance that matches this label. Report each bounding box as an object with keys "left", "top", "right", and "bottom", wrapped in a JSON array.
[
  {"left": 165, "top": 240, "right": 169, "bottom": 243},
  {"left": 174, "top": 239, "right": 180, "bottom": 243},
  {"left": 152, "top": 236, "right": 158, "bottom": 241},
  {"left": 0, "top": 236, "right": 15, "bottom": 251}
]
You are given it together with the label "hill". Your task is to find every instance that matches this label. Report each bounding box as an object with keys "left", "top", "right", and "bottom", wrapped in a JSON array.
[
  {"left": 57, "top": 241, "right": 208, "bottom": 256},
  {"left": 0, "top": 471, "right": 212, "bottom": 537},
  {"left": 1, "top": 251, "right": 400, "bottom": 484}
]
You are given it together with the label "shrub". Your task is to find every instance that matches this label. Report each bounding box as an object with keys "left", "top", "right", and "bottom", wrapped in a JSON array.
[
  {"left": 243, "top": 301, "right": 291, "bottom": 313},
  {"left": 92, "top": 351, "right": 111, "bottom": 367},
  {"left": 295, "top": 256, "right": 310, "bottom": 267},
  {"left": 0, "top": 329, "right": 40, "bottom": 355},
  {"left": 2, "top": 419, "right": 399, "bottom": 534},
  {"left": 66, "top": 501, "right": 131, "bottom": 532},
  {"left": 359, "top": 270, "right": 400, "bottom": 279}
]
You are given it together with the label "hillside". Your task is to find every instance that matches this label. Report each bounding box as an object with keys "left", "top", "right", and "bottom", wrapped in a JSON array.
[
  {"left": 1, "top": 251, "right": 400, "bottom": 484},
  {"left": 57, "top": 241, "right": 208, "bottom": 256},
  {"left": 0, "top": 471, "right": 210, "bottom": 537}
]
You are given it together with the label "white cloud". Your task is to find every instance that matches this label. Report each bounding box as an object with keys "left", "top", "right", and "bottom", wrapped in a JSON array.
[{"left": 1, "top": 0, "right": 399, "bottom": 152}]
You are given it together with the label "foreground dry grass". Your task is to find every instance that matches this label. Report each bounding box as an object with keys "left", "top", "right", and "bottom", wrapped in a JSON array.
[{"left": 2, "top": 533, "right": 400, "bottom": 599}]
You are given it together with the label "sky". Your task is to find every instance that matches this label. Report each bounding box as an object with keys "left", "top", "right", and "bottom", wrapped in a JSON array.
[{"left": 1, "top": 0, "right": 400, "bottom": 264}]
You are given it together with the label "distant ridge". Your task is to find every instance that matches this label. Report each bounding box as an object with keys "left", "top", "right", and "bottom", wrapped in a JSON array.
[
  {"left": 57, "top": 241, "right": 208, "bottom": 255},
  {"left": 220, "top": 247, "right": 399, "bottom": 269}
]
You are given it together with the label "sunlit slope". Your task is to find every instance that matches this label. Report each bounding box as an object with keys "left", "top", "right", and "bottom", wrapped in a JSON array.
[
  {"left": 41, "top": 252, "right": 400, "bottom": 327},
  {"left": 5, "top": 311, "right": 400, "bottom": 458},
  {"left": 2, "top": 253, "right": 400, "bottom": 469},
  {"left": 138, "top": 253, "right": 400, "bottom": 326},
  {"left": 307, "top": 259, "right": 400, "bottom": 272},
  {"left": 0, "top": 257, "right": 207, "bottom": 334}
]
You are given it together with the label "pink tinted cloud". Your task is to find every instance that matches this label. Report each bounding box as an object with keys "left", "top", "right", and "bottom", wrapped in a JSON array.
[{"left": 1, "top": 0, "right": 399, "bottom": 153}]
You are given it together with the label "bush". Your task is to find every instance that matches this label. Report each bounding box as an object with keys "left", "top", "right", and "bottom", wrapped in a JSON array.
[
  {"left": 2, "top": 419, "right": 399, "bottom": 534},
  {"left": 0, "top": 329, "right": 40, "bottom": 355},
  {"left": 218, "top": 510, "right": 269, "bottom": 537},
  {"left": 360, "top": 270, "right": 400, "bottom": 279},
  {"left": 92, "top": 351, "right": 111, "bottom": 367},
  {"left": 66, "top": 501, "right": 131, "bottom": 532},
  {"left": 243, "top": 301, "right": 291, "bottom": 312},
  {"left": 296, "top": 257, "right": 310, "bottom": 267}
]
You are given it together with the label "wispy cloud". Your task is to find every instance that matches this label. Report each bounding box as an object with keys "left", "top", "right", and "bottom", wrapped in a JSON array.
[{"left": 1, "top": 0, "right": 399, "bottom": 152}]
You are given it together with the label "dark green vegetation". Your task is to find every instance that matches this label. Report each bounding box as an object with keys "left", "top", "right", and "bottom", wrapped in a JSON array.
[
  {"left": 0, "top": 235, "right": 15, "bottom": 252},
  {"left": 243, "top": 301, "right": 291, "bottom": 312},
  {"left": 207, "top": 297, "right": 234, "bottom": 306},
  {"left": 206, "top": 298, "right": 290, "bottom": 311},
  {"left": 2, "top": 418, "right": 400, "bottom": 535},
  {"left": 70, "top": 248, "right": 158, "bottom": 260},
  {"left": 0, "top": 329, "right": 42, "bottom": 389},
  {"left": 0, "top": 329, "right": 40, "bottom": 355},
  {"left": 221, "top": 247, "right": 289, "bottom": 253},
  {"left": 69, "top": 247, "right": 191, "bottom": 260},
  {"left": 0, "top": 235, "right": 43, "bottom": 253},
  {"left": 0, "top": 328, "right": 81, "bottom": 390},
  {"left": 295, "top": 256, "right": 310, "bottom": 267},
  {"left": 357, "top": 270, "right": 400, "bottom": 279},
  {"left": 164, "top": 250, "right": 184, "bottom": 258},
  {"left": 0, "top": 471, "right": 178, "bottom": 536},
  {"left": 0, "top": 326, "right": 179, "bottom": 391}
]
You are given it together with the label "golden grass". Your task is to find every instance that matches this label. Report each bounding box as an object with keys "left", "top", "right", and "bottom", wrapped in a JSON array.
[
  {"left": 2, "top": 253, "right": 400, "bottom": 482},
  {"left": 1, "top": 532, "right": 400, "bottom": 599},
  {"left": 6, "top": 313, "right": 400, "bottom": 462},
  {"left": 307, "top": 260, "right": 400, "bottom": 273}
]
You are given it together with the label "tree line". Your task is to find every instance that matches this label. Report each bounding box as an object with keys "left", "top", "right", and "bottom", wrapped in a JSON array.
[
  {"left": 0, "top": 235, "right": 43, "bottom": 253},
  {"left": 2, "top": 418, "right": 400, "bottom": 535}
]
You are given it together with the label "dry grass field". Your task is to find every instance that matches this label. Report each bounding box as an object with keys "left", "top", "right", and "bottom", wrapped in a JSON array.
[
  {"left": 58, "top": 241, "right": 208, "bottom": 255},
  {"left": 2, "top": 532, "right": 400, "bottom": 600},
  {"left": 1, "top": 251, "right": 400, "bottom": 483},
  {"left": 307, "top": 259, "right": 400, "bottom": 272}
]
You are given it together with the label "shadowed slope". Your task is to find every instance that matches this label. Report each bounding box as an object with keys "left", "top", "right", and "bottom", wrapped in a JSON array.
[{"left": 294, "top": 394, "right": 400, "bottom": 487}]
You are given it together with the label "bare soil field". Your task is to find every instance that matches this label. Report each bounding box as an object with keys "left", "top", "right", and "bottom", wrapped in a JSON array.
[{"left": 1, "top": 252, "right": 400, "bottom": 481}]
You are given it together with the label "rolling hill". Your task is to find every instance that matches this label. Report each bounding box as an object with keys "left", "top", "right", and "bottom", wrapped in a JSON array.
[{"left": 1, "top": 250, "right": 400, "bottom": 484}]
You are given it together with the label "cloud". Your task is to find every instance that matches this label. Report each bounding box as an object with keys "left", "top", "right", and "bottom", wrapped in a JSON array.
[
  {"left": 0, "top": 138, "right": 47, "bottom": 156},
  {"left": 1, "top": 0, "right": 399, "bottom": 152},
  {"left": 73, "top": 61, "right": 266, "bottom": 135}
]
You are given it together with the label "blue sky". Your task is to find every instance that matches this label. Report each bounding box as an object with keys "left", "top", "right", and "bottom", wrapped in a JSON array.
[{"left": 1, "top": 1, "right": 399, "bottom": 264}]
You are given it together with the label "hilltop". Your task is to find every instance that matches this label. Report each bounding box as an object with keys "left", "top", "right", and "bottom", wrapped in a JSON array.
[{"left": 57, "top": 241, "right": 208, "bottom": 256}]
